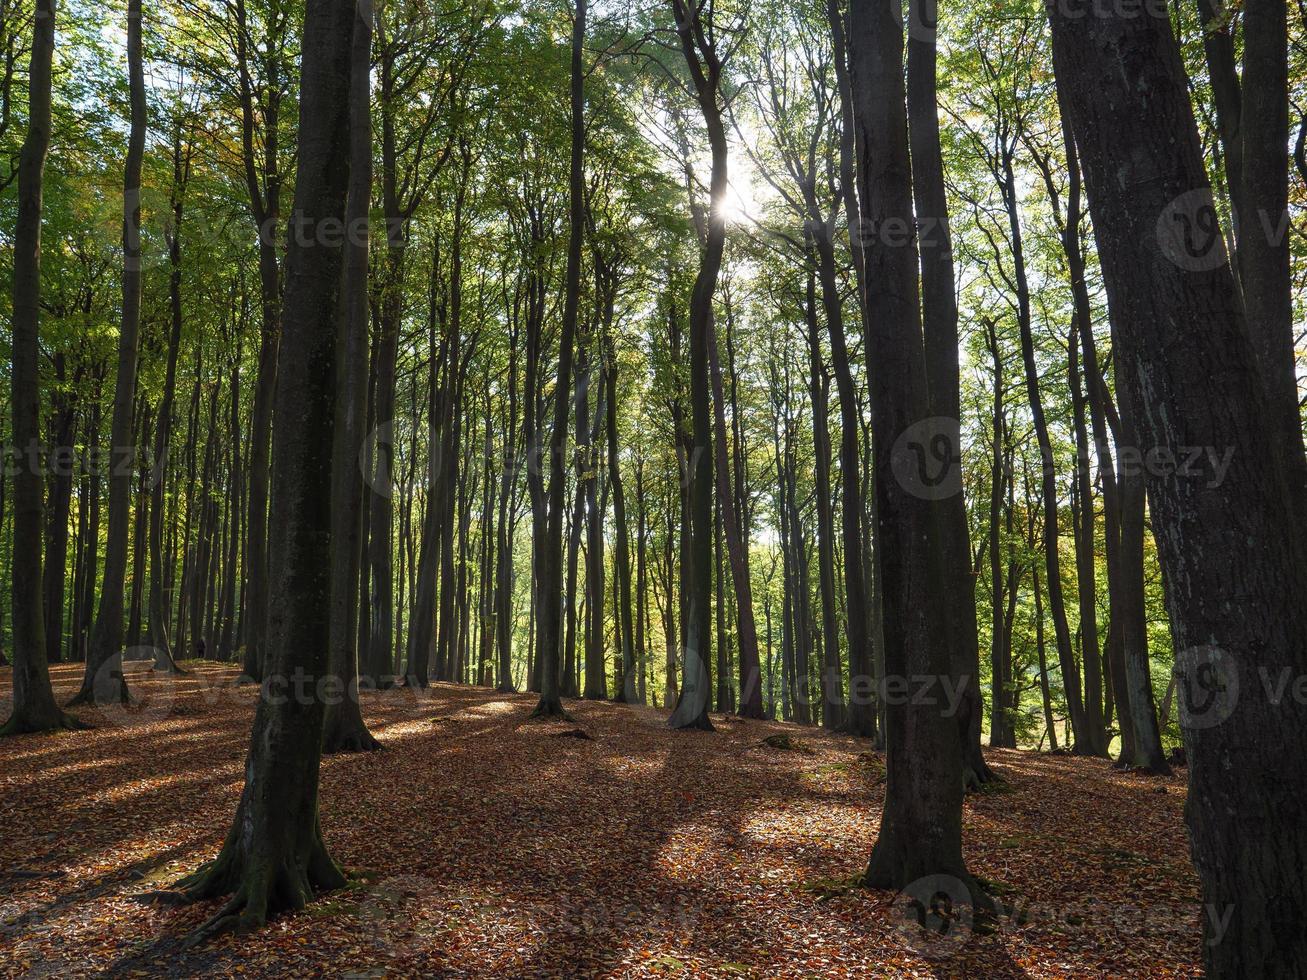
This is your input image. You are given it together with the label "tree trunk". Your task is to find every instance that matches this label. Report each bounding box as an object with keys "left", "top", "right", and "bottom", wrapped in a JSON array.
[
  {"left": 708, "top": 277, "right": 762, "bottom": 717},
  {"left": 1239, "top": 0, "right": 1305, "bottom": 511},
  {"left": 666, "top": 0, "right": 724, "bottom": 732},
  {"left": 3, "top": 0, "right": 84, "bottom": 735},
  {"left": 607, "top": 338, "right": 638, "bottom": 704},
  {"left": 170, "top": 0, "right": 357, "bottom": 939},
  {"left": 1047, "top": 1, "right": 1307, "bottom": 969},
  {"left": 42, "top": 354, "right": 75, "bottom": 667},
  {"left": 849, "top": 0, "right": 975, "bottom": 894},
  {"left": 905, "top": 4, "right": 989, "bottom": 777},
  {"left": 72, "top": 0, "right": 147, "bottom": 708},
  {"left": 323, "top": 1, "right": 379, "bottom": 753},
  {"left": 532, "top": 0, "right": 586, "bottom": 719},
  {"left": 148, "top": 128, "right": 192, "bottom": 675}
]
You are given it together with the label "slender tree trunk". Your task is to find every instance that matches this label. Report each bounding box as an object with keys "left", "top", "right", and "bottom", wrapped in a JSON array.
[
  {"left": 708, "top": 282, "right": 762, "bottom": 717},
  {"left": 1032, "top": 568, "right": 1057, "bottom": 751},
  {"left": 148, "top": 129, "right": 192, "bottom": 675},
  {"left": 607, "top": 340, "right": 638, "bottom": 704},
  {"left": 532, "top": 0, "right": 586, "bottom": 719},
  {"left": 72, "top": 0, "right": 147, "bottom": 708},
  {"left": 666, "top": 0, "right": 725, "bottom": 731},
  {"left": 1240, "top": 0, "right": 1305, "bottom": 510},
  {"left": 42, "top": 355, "right": 75, "bottom": 667}
]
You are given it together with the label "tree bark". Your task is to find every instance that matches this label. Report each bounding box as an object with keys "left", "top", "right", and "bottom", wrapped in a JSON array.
[
  {"left": 906, "top": 0, "right": 990, "bottom": 779},
  {"left": 323, "top": 0, "right": 379, "bottom": 753},
  {"left": 849, "top": 0, "right": 975, "bottom": 893},
  {"left": 1047, "top": 0, "right": 1307, "bottom": 969},
  {"left": 532, "top": 0, "right": 586, "bottom": 719},
  {"left": 72, "top": 0, "right": 147, "bottom": 708},
  {"left": 2, "top": 0, "right": 85, "bottom": 735},
  {"left": 169, "top": 0, "right": 357, "bottom": 940},
  {"left": 666, "top": 0, "right": 724, "bottom": 732}
]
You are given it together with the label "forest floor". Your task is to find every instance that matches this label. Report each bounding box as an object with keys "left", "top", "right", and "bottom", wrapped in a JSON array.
[{"left": 1, "top": 662, "right": 1201, "bottom": 978}]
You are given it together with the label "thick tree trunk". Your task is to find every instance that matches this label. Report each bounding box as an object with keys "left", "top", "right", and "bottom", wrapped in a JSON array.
[
  {"left": 72, "top": 0, "right": 147, "bottom": 708},
  {"left": 906, "top": 1, "right": 990, "bottom": 778},
  {"left": 1048, "top": 1, "right": 1307, "bottom": 970},
  {"left": 168, "top": 0, "right": 357, "bottom": 940},
  {"left": 849, "top": 0, "right": 975, "bottom": 894},
  {"left": 2, "top": 0, "right": 85, "bottom": 735}
]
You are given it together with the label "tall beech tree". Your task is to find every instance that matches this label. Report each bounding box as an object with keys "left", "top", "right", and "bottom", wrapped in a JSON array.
[
  {"left": 664, "top": 0, "right": 729, "bottom": 731},
  {"left": 1047, "top": 0, "right": 1307, "bottom": 970},
  {"left": 2, "top": 0, "right": 84, "bottom": 736},
  {"left": 906, "top": 0, "right": 991, "bottom": 782},
  {"left": 71, "top": 0, "right": 148, "bottom": 708},
  {"left": 848, "top": 0, "right": 976, "bottom": 894},
  {"left": 531, "top": 0, "right": 587, "bottom": 719},
  {"left": 322, "top": 0, "right": 379, "bottom": 753},
  {"left": 163, "top": 0, "right": 358, "bottom": 938}
]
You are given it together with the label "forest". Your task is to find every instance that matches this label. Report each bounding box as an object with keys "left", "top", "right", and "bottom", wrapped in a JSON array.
[{"left": 0, "top": 0, "right": 1304, "bottom": 974}]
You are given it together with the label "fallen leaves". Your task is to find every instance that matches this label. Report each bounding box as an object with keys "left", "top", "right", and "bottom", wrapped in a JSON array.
[{"left": 0, "top": 663, "right": 1202, "bottom": 977}]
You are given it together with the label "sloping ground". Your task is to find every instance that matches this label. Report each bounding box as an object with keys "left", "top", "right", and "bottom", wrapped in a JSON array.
[{"left": 1, "top": 663, "right": 1200, "bottom": 978}]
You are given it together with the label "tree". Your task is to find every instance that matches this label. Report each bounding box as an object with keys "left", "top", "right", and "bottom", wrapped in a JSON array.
[
  {"left": 531, "top": 0, "right": 587, "bottom": 719},
  {"left": 70, "top": 0, "right": 147, "bottom": 708},
  {"left": 1, "top": 0, "right": 86, "bottom": 736},
  {"left": 322, "top": 0, "right": 380, "bottom": 753},
  {"left": 848, "top": 0, "right": 977, "bottom": 895},
  {"left": 162, "top": 0, "right": 359, "bottom": 940},
  {"left": 1047, "top": 0, "right": 1307, "bottom": 970},
  {"left": 664, "top": 0, "right": 730, "bottom": 732}
]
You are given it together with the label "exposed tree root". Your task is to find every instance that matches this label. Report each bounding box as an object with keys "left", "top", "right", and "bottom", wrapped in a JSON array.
[
  {"left": 0, "top": 708, "right": 92, "bottom": 737},
  {"left": 164, "top": 826, "right": 347, "bottom": 948},
  {"left": 529, "top": 697, "right": 574, "bottom": 722},
  {"left": 322, "top": 724, "right": 382, "bottom": 754}
]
